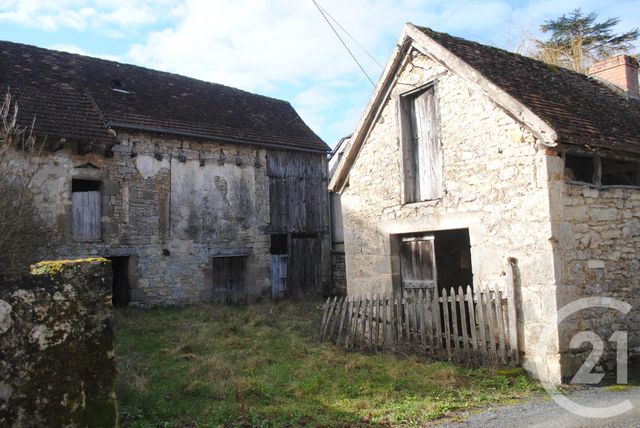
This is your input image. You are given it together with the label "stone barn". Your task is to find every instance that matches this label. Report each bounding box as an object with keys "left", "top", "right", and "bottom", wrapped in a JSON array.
[
  {"left": 0, "top": 41, "right": 331, "bottom": 305},
  {"left": 329, "top": 24, "right": 640, "bottom": 384}
]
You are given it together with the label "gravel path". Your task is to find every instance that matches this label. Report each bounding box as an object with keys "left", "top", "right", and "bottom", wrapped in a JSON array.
[{"left": 434, "top": 386, "right": 640, "bottom": 427}]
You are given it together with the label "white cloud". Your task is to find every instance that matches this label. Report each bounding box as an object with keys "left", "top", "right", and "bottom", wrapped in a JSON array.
[{"left": 47, "top": 43, "right": 120, "bottom": 61}]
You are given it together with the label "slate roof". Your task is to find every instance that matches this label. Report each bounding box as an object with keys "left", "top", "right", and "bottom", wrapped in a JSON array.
[
  {"left": 417, "top": 27, "right": 640, "bottom": 155},
  {"left": 0, "top": 41, "right": 328, "bottom": 153}
]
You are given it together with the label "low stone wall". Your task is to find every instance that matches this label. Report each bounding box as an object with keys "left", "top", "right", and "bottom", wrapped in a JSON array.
[{"left": 0, "top": 259, "right": 117, "bottom": 427}]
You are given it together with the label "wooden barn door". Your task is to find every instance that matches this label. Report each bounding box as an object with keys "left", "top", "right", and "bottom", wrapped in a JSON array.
[
  {"left": 400, "top": 236, "right": 437, "bottom": 294},
  {"left": 212, "top": 256, "right": 246, "bottom": 303},
  {"left": 287, "top": 234, "right": 321, "bottom": 298}
]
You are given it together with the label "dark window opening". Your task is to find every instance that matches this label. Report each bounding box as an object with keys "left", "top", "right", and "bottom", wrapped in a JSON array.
[
  {"left": 601, "top": 158, "right": 640, "bottom": 186},
  {"left": 72, "top": 179, "right": 102, "bottom": 241},
  {"left": 109, "top": 256, "right": 130, "bottom": 308},
  {"left": 212, "top": 256, "right": 247, "bottom": 304},
  {"left": 270, "top": 234, "right": 288, "bottom": 255},
  {"left": 564, "top": 154, "right": 595, "bottom": 184},
  {"left": 291, "top": 232, "right": 318, "bottom": 239},
  {"left": 111, "top": 79, "right": 123, "bottom": 88},
  {"left": 72, "top": 179, "right": 101, "bottom": 192}
]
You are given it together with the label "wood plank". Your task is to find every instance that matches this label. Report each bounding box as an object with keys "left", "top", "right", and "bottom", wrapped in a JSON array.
[
  {"left": 505, "top": 258, "right": 520, "bottom": 364},
  {"left": 345, "top": 300, "right": 355, "bottom": 348},
  {"left": 320, "top": 297, "right": 331, "bottom": 340},
  {"left": 368, "top": 294, "right": 375, "bottom": 347},
  {"left": 475, "top": 287, "right": 487, "bottom": 356},
  {"left": 466, "top": 286, "right": 478, "bottom": 351},
  {"left": 395, "top": 294, "right": 403, "bottom": 345},
  {"left": 329, "top": 297, "right": 344, "bottom": 343},
  {"left": 433, "top": 287, "right": 443, "bottom": 357},
  {"left": 418, "top": 289, "right": 426, "bottom": 349},
  {"left": 485, "top": 290, "right": 497, "bottom": 360},
  {"left": 322, "top": 297, "right": 336, "bottom": 341},
  {"left": 425, "top": 289, "right": 435, "bottom": 357},
  {"left": 449, "top": 287, "right": 460, "bottom": 361},
  {"left": 382, "top": 295, "right": 389, "bottom": 347},
  {"left": 337, "top": 297, "right": 349, "bottom": 346},
  {"left": 441, "top": 288, "right": 452, "bottom": 360},
  {"left": 374, "top": 294, "right": 381, "bottom": 348},
  {"left": 458, "top": 286, "right": 469, "bottom": 352},
  {"left": 403, "top": 293, "right": 411, "bottom": 344},
  {"left": 495, "top": 290, "right": 507, "bottom": 364}
]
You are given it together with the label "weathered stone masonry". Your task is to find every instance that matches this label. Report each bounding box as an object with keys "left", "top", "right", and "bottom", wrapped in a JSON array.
[
  {"left": 30, "top": 133, "right": 330, "bottom": 305},
  {"left": 340, "top": 52, "right": 561, "bottom": 381}
]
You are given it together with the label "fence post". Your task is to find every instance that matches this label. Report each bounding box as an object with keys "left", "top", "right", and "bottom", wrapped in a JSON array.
[{"left": 505, "top": 257, "right": 520, "bottom": 364}]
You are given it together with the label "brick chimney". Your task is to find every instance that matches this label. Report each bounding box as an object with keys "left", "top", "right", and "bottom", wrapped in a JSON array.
[{"left": 588, "top": 55, "right": 639, "bottom": 99}]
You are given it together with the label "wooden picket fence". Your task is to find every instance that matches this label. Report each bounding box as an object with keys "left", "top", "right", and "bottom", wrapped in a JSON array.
[{"left": 320, "top": 280, "right": 520, "bottom": 366}]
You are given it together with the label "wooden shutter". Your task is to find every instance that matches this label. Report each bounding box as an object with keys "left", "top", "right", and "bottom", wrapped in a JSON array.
[
  {"left": 72, "top": 191, "right": 101, "bottom": 241},
  {"left": 400, "top": 236, "right": 437, "bottom": 291},
  {"left": 407, "top": 87, "right": 442, "bottom": 201}
]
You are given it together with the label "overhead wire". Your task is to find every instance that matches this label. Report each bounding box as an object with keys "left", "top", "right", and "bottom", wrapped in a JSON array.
[{"left": 311, "top": 0, "right": 377, "bottom": 87}]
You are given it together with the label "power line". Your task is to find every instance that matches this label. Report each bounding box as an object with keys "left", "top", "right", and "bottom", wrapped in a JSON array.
[
  {"left": 315, "top": 2, "right": 384, "bottom": 69},
  {"left": 442, "top": 0, "right": 468, "bottom": 25},
  {"left": 311, "top": 0, "right": 376, "bottom": 87}
]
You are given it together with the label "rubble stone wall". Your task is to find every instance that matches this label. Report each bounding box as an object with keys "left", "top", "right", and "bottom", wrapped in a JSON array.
[
  {"left": 26, "top": 133, "right": 329, "bottom": 304},
  {"left": 547, "top": 156, "right": 640, "bottom": 377},
  {"left": 340, "top": 50, "right": 562, "bottom": 382},
  {"left": 0, "top": 259, "right": 117, "bottom": 427}
]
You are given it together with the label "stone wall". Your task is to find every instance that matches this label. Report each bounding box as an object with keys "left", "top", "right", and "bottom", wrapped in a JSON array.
[
  {"left": 0, "top": 259, "right": 117, "bottom": 427},
  {"left": 26, "top": 132, "right": 329, "bottom": 305},
  {"left": 547, "top": 155, "right": 640, "bottom": 377},
  {"left": 340, "top": 49, "right": 562, "bottom": 382},
  {"left": 329, "top": 253, "right": 347, "bottom": 296}
]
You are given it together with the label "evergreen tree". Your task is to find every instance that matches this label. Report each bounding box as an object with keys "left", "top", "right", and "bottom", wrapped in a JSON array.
[{"left": 534, "top": 8, "right": 639, "bottom": 72}]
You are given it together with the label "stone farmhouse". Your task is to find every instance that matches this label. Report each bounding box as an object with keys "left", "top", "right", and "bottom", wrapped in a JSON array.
[
  {"left": 329, "top": 24, "right": 640, "bottom": 383},
  {"left": 0, "top": 41, "right": 331, "bottom": 306}
]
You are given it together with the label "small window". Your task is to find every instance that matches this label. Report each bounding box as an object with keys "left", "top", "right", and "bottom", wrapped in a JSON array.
[
  {"left": 601, "top": 158, "right": 640, "bottom": 186},
  {"left": 270, "top": 234, "right": 288, "bottom": 255},
  {"left": 399, "top": 85, "right": 442, "bottom": 203},
  {"left": 72, "top": 179, "right": 101, "bottom": 241},
  {"left": 564, "top": 154, "right": 595, "bottom": 184},
  {"left": 111, "top": 79, "right": 130, "bottom": 93}
]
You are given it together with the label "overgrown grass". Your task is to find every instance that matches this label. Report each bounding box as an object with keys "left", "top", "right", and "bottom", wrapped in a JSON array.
[{"left": 115, "top": 301, "right": 538, "bottom": 427}]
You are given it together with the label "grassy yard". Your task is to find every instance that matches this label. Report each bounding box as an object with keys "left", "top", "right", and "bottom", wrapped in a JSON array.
[{"left": 115, "top": 301, "right": 538, "bottom": 427}]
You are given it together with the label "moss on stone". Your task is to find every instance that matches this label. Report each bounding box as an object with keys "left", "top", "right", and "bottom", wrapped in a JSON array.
[{"left": 31, "top": 258, "right": 111, "bottom": 277}]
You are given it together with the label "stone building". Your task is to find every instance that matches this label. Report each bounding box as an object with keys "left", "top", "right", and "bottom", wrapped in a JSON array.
[
  {"left": 0, "top": 41, "right": 331, "bottom": 305},
  {"left": 329, "top": 24, "right": 640, "bottom": 384}
]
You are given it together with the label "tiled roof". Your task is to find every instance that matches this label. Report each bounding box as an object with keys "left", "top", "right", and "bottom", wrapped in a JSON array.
[
  {"left": 417, "top": 27, "right": 640, "bottom": 155},
  {"left": 0, "top": 41, "right": 328, "bottom": 153}
]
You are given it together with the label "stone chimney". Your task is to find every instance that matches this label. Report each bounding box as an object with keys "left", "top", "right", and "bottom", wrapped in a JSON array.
[{"left": 588, "top": 55, "right": 639, "bottom": 99}]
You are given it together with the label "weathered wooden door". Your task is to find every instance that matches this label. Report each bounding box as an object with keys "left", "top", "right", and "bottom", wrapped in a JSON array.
[
  {"left": 400, "top": 236, "right": 437, "bottom": 294},
  {"left": 212, "top": 256, "right": 246, "bottom": 303},
  {"left": 72, "top": 190, "right": 101, "bottom": 241},
  {"left": 287, "top": 235, "right": 321, "bottom": 298},
  {"left": 271, "top": 255, "right": 288, "bottom": 299}
]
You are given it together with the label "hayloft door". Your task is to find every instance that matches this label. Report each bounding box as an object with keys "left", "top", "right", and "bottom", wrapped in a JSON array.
[
  {"left": 400, "top": 236, "right": 437, "bottom": 294},
  {"left": 271, "top": 255, "right": 288, "bottom": 299}
]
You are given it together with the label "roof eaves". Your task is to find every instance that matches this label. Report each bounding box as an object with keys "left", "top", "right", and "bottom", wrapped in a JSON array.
[{"left": 109, "top": 122, "right": 331, "bottom": 154}]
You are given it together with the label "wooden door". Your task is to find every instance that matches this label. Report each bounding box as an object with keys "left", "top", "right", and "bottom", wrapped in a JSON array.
[
  {"left": 212, "top": 256, "right": 246, "bottom": 303},
  {"left": 271, "top": 255, "right": 288, "bottom": 299},
  {"left": 287, "top": 235, "right": 321, "bottom": 298},
  {"left": 110, "top": 257, "right": 130, "bottom": 307},
  {"left": 400, "top": 236, "right": 437, "bottom": 294}
]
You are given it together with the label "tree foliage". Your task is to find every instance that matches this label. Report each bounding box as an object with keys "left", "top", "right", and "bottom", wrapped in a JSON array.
[
  {"left": 0, "top": 89, "right": 51, "bottom": 276},
  {"left": 534, "top": 8, "right": 639, "bottom": 72}
]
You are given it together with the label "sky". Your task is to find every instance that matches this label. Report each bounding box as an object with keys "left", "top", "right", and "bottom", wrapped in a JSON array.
[{"left": 0, "top": 1, "right": 638, "bottom": 147}]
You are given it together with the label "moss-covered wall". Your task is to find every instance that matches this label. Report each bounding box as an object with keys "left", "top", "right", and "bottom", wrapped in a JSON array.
[{"left": 0, "top": 258, "right": 117, "bottom": 427}]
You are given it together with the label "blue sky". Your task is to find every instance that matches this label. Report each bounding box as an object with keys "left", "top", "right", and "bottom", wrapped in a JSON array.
[{"left": 0, "top": 0, "right": 638, "bottom": 147}]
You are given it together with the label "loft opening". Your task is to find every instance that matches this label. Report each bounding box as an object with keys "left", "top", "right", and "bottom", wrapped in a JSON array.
[
  {"left": 71, "top": 178, "right": 101, "bottom": 242},
  {"left": 108, "top": 256, "right": 130, "bottom": 308}
]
